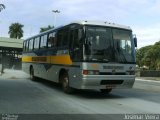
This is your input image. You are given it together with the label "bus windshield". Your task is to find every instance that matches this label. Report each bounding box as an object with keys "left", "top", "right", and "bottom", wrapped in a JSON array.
[{"left": 84, "top": 26, "right": 136, "bottom": 63}]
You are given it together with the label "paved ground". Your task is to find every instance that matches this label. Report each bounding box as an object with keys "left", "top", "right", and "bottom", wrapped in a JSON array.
[
  {"left": 136, "top": 77, "right": 160, "bottom": 81},
  {"left": 0, "top": 70, "right": 160, "bottom": 120}
]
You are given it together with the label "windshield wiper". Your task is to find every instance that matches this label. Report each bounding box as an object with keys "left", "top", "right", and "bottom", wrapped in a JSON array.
[
  {"left": 91, "top": 58, "right": 98, "bottom": 61},
  {"left": 91, "top": 58, "right": 109, "bottom": 63},
  {"left": 103, "top": 59, "right": 109, "bottom": 62}
]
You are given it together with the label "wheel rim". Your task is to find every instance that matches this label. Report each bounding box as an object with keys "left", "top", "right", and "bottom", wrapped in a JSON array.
[
  {"left": 63, "top": 77, "right": 69, "bottom": 89},
  {"left": 61, "top": 73, "right": 73, "bottom": 93}
]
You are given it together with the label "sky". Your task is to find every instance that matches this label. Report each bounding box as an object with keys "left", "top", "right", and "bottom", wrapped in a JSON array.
[{"left": 0, "top": 0, "right": 160, "bottom": 48}]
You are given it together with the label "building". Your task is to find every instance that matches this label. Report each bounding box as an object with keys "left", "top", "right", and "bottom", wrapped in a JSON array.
[{"left": 0, "top": 37, "right": 23, "bottom": 69}]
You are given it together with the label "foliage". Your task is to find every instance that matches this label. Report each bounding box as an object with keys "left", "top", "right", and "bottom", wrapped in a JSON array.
[
  {"left": 136, "top": 41, "right": 160, "bottom": 70},
  {"left": 0, "top": 3, "right": 5, "bottom": 12},
  {"left": 40, "top": 25, "right": 54, "bottom": 33},
  {"left": 8, "top": 23, "right": 24, "bottom": 39}
]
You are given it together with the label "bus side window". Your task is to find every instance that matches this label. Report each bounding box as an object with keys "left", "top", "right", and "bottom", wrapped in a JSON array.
[
  {"left": 23, "top": 41, "right": 26, "bottom": 52},
  {"left": 40, "top": 34, "right": 47, "bottom": 49},
  {"left": 57, "top": 31, "right": 63, "bottom": 47},
  {"left": 57, "top": 28, "right": 69, "bottom": 47},
  {"left": 48, "top": 32, "right": 56, "bottom": 48},
  {"left": 29, "top": 39, "right": 34, "bottom": 51},
  {"left": 34, "top": 37, "right": 40, "bottom": 50},
  {"left": 70, "top": 28, "right": 82, "bottom": 61},
  {"left": 62, "top": 29, "right": 69, "bottom": 47},
  {"left": 73, "top": 30, "right": 79, "bottom": 50},
  {"left": 26, "top": 41, "right": 29, "bottom": 52}
]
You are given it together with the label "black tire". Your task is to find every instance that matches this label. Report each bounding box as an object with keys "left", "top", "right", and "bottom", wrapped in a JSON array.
[
  {"left": 30, "top": 67, "right": 35, "bottom": 81},
  {"left": 61, "top": 73, "right": 73, "bottom": 94},
  {"left": 100, "top": 88, "right": 112, "bottom": 94}
]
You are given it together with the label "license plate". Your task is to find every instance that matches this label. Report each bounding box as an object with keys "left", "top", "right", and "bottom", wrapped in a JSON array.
[{"left": 106, "top": 85, "right": 116, "bottom": 89}]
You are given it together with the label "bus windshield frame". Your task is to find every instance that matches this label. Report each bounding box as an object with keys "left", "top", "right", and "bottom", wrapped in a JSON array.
[{"left": 83, "top": 25, "right": 136, "bottom": 64}]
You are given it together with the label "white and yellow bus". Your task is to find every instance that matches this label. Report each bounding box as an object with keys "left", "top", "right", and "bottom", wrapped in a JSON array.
[{"left": 22, "top": 21, "right": 137, "bottom": 93}]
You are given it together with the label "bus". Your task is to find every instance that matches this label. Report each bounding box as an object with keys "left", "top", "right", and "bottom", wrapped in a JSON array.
[{"left": 22, "top": 21, "right": 137, "bottom": 94}]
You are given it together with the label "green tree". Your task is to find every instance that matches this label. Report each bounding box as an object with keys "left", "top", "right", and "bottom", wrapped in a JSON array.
[
  {"left": 0, "top": 4, "right": 5, "bottom": 12},
  {"left": 8, "top": 23, "right": 24, "bottom": 39},
  {"left": 146, "top": 42, "right": 160, "bottom": 69},
  {"left": 40, "top": 25, "right": 54, "bottom": 33},
  {"left": 136, "top": 41, "right": 160, "bottom": 70},
  {"left": 136, "top": 45, "right": 152, "bottom": 67}
]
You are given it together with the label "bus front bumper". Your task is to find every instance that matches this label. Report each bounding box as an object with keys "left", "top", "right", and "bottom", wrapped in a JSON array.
[{"left": 79, "top": 75, "right": 135, "bottom": 89}]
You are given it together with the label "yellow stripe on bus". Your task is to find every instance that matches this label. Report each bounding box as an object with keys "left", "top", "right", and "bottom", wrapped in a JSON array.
[
  {"left": 22, "top": 56, "right": 50, "bottom": 63},
  {"left": 22, "top": 55, "right": 72, "bottom": 65},
  {"left": 50, "top": 55, "right": 72, "bottom": 65},
  {"left": 22, "top": 56, "right": 33, "bottom": 62}
]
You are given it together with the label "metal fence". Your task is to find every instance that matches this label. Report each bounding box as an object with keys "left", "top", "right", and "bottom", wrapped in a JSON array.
[{"left": 136, "top": 70, "right": 160, "bottom": 77}]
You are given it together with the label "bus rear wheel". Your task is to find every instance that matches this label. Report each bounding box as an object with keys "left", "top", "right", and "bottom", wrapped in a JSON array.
[
  {"left": 100, "top": 88, "right": 112, "bottom": 94},
  {"left": 61, "top": 73, "right": 73, "bottom": 94},
  {"left": 30, "top": 67, "right": 35, "bottom": 81}
]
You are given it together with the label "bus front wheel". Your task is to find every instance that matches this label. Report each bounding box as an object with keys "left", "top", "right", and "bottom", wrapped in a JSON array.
[{"left": 61, "top": 73, "right": 73, "bottom": 94}]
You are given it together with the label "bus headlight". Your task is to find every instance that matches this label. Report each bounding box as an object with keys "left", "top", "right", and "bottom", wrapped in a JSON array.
[
  {"left": 82, "top": 70, "right": 99, "bottom": 75},
  {"left": 126, "top": 70, "right": 135, "bottom": 75}
]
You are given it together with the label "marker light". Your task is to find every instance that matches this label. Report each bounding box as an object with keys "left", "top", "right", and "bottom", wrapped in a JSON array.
[{"left": 82, "top": 70, "right": 99, "bottom": 75}]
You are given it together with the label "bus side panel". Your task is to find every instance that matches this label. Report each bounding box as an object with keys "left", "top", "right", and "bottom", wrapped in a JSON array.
[
  {"left": 45, "top": 65, "right": 60, "bottom": 83},
  {"left": 22, "top": 62, "right": 30, "bottom": 75},
  {"left": 68, "top": 63, "right": 82, "bottom": 89},
  {"left": 46, "top": 63, "right": 82, "bottom": 87}
]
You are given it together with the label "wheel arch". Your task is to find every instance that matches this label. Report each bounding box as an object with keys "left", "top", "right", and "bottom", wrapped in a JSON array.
[
  {"left": 29, "top": 65, "right": 33, "bottom": 74},
  {"left": 59, "top": 68, "right": 68, "bottom": 83}
]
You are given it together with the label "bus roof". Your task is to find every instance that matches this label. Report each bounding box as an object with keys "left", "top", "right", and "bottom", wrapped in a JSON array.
[
  {"left": 69, "top": 21, "right": 131, "bottom": 30},
  {"left": 25, "top": 21, "right": 131, "bottom": 41}
]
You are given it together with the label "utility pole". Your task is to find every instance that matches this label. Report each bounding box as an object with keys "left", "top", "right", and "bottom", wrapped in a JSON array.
[{"left": 52, "top": 10, "right": 60, "bottom": 27}]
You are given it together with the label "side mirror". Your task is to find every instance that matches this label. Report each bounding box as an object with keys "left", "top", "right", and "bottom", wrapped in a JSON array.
[
  {"left": 134, "top": 37, "right": 137, "bottom": 47},
  {"left": 133, "top": 35, "right": 137, "bottom": 47}
]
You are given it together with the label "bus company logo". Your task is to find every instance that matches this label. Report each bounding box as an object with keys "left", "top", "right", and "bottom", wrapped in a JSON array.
[
  {"left": 91, "top": 64, "right": 98, "bottom": 69},
  {"left": 103, "top": 66, "right": 124, "bottom": 70},
  {"left": 32, "top": 57, "right": 47, "bottom": 62}
]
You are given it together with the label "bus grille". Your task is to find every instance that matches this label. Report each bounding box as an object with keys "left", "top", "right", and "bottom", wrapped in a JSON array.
[
  {"left": 100, "top": 80, "right": 124, "bottom": 85},
  {"left": 99, "top": 72, "right": 126, "bottom": 75}
]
